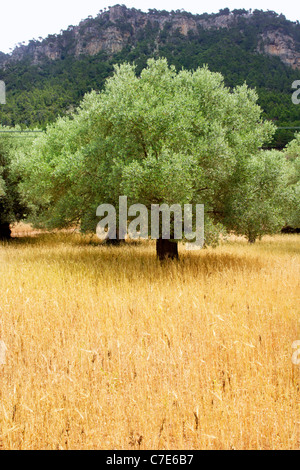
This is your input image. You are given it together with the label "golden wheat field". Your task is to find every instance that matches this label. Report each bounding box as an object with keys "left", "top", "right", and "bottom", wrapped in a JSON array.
[{"left": 0, "top": 229, "right": 299, "bottom": 450}]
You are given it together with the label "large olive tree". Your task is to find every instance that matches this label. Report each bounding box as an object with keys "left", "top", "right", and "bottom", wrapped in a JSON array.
[{"left": 18, "top": 59, "right": 280, "bottom": 257}]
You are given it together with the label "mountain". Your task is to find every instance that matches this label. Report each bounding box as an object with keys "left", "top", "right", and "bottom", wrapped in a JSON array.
[{"left": 0, "top": 5, "right": 300, "bottom": 148}]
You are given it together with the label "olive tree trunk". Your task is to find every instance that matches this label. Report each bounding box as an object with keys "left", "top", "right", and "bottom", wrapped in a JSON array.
[
  {"left": 0, "top": 223, "right": 11, "bottom": 241},
  {"left": 105, "top": 228, "right": 124, "bottom": 246},
  {"left": 156, "top": 238, "right": 178, "bottom": 261},
  {"left": 247, "top": 233, "right": 257, "bottom": 244}
]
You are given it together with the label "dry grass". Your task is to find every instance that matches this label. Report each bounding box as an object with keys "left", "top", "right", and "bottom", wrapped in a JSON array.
[{"left": 0, "top": 233, "right": 299, "bottom": 450}]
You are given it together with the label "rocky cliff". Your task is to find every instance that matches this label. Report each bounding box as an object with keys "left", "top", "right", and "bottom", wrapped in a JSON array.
[
  {"left": 2, "top": 5, "right": 300, "bottom": 69},
  {"left": 259, "top": 31, "right": 300, "bottom": 69}
]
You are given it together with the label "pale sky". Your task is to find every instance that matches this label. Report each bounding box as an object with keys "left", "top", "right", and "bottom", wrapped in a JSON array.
[{"left": 0, "top": 0, "right": 299, "bottom": 54}]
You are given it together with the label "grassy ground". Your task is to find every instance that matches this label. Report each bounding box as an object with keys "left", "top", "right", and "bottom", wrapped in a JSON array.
[{"left": 0, "top": 232, "right": 299, "bottom": 449}]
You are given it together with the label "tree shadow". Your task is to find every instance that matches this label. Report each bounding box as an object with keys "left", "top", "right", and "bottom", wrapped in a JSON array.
[{"left": 2, "top": 233, "right": 268, "bottom": 278}]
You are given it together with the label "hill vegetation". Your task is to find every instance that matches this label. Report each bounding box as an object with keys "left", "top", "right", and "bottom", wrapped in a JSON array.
[{"left": 0, "top": 6, "right": 300, "bottom": 148}]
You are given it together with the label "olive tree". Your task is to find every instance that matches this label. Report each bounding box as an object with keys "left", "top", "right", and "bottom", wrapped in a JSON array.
[
  {"left": 0, "top": 128, "right": 32, "bottom": 240},
  {"left": 219, "top": 150, "right": 295, "bottom": 242},
  {"left": 18, "top": 59, "right": 277, "bottom": 258},
  {"left": 283, "top": 133, "right": 300, "bottom": 230}
]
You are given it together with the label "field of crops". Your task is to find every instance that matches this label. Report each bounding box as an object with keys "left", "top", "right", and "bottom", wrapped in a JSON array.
[{"left": 0, "top": 232, "right": 299, "bottom": 449}]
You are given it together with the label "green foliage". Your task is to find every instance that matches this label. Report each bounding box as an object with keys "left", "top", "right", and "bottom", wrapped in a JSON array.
[
  {"left": 220, "top": 150, "right": 296, "bottom": 241},
  {"left": 284, "top": 133, "right": 300, "bottom": 227},
  {"left": 18, "top": 59, "right": 284, "bottom": 246},
  {"left": 0, "top": 9, "right": 299, "bottom": 149},
  {"left": 285, "top": 132, "right": 300, "bottom": 159},
  {"left": 0, "top": 127, "right": 33, "bottom": 226},
  {"left": 0, "top": 53, "right": 113, "bottom": 127}
]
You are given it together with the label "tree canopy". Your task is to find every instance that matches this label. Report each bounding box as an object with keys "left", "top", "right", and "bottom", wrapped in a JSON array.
[
  {"left": 0, "top": 127, "right": 33, "bottom": 238},
  {"left": 283, "top": 133, "right": 300, "bottom": 229},
  {"left": 14, "top": 58, "right": 297, "bottom": 255}
]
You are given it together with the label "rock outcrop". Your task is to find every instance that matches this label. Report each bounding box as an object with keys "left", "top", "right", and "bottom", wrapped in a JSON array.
[
  {"left": 2, "top": 6, "right": 300, "bottom": 69},
  {"left": 259, "top": 31, "right": 300, "bottom": 69}
]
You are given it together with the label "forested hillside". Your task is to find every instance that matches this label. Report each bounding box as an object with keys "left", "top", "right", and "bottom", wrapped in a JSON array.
[{"left": 0, "top": 5, "right": 299, "bottom": 148}]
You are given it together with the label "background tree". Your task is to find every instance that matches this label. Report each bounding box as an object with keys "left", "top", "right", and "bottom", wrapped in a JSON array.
[
  {"left": 283, "top": 133, "right": 300, "bottom": 230},
  {"left": 219, "top": 150, "right": 295, "bottom": 242},
  {"left": 0, "top": 128, "right": 33, "bottom": 240}
]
